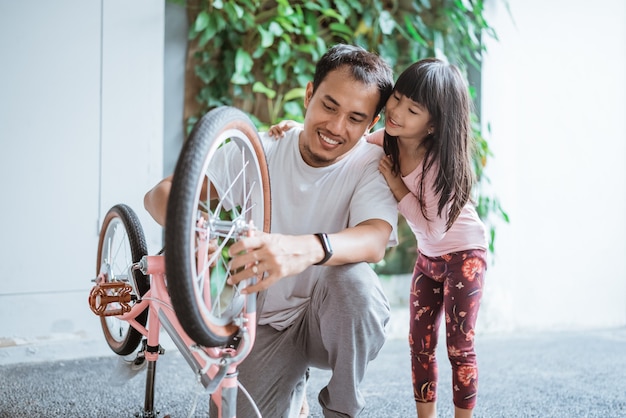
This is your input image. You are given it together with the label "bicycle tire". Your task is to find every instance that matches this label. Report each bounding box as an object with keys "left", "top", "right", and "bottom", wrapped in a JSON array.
[
  {"left": 96, "top": 204, "right": 150, "bottom": 355},
  {"left": 165, "top": 106, "right": 271, "bottom": 348}
]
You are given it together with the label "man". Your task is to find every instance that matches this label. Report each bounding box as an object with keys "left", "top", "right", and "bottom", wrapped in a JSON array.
[{"left": 144, "top": 44, "right": 397, "bottom": 417}]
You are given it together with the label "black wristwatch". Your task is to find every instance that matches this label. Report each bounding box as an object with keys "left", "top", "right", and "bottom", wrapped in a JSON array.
[{"left": 313, "top": 233, "right": 333, "bottom": 265}]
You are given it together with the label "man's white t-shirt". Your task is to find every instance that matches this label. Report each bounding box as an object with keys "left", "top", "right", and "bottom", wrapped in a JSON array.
[{"left": 212, "top": 127, "right": 398, "bottom": 330}]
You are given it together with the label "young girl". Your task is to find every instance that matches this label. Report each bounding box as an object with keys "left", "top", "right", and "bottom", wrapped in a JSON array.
[
  {"left": 269, "top": 58, "right": 488, "bottom": 418},
  {"left": 370, "top": 58, "right": 488, "bottom": 418}
]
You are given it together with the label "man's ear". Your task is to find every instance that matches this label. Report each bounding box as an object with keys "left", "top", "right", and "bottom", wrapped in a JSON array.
[
  {"left": 367, "top": 114, "right": 381, "bottom": 131},
  {"left": 304, "top": 82, "right": 314, "bottom": 108}
]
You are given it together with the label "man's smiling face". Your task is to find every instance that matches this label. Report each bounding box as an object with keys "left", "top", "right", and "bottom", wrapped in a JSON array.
[{"left": 299, "top": 66, "right": 380, "bottom": 167}]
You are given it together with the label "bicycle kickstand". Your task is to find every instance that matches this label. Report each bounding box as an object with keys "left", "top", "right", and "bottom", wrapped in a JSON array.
[{"left": 135, "top": 339, "right": 165, "bottom": 418}]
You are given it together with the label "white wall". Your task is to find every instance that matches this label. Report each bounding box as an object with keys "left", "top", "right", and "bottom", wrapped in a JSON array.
[
  {"left": 479, "top": 0, "right": 626, "bottom": 332},
  {"left": 0, "top": 0, "right": 164, "bottom": 364},
  {"left": 163, "top": 1, "right": 188, "bottom": 176}
]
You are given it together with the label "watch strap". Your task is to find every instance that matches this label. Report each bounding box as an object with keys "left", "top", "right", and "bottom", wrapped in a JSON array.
[{"left": 313, "top": 233, "right": 333, "bottom": 265}]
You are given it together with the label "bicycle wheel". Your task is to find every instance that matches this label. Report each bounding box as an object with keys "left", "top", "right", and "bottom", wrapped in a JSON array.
[
  {"left": 165, "top": 106, "right": 271, "bottom": 348},
  {"left": 95, "top": 204, "right": 150, "bottom": 355}
]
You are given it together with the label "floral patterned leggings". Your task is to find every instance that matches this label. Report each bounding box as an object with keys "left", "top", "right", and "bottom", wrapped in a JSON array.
[{"left": 409, "top": 249, "right": 487, "bottom": 410}]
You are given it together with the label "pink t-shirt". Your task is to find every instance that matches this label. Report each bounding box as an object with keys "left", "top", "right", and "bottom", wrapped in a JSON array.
[{"left": 367, "top": 131, "right": 487, "bottom": 257}]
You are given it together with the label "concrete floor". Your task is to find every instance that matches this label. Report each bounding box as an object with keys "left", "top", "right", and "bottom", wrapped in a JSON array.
[{"left": 1, "top": 326, "right": 625, "bottom": 417}]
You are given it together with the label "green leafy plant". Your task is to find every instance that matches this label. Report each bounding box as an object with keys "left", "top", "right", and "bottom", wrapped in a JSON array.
[{"left": 174, "top": 0, "right": 509, "bottom": 273}]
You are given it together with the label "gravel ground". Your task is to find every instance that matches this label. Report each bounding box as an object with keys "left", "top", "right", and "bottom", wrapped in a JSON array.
[{"left": 1, "top": 327, "right": 625, "bottom": 417}]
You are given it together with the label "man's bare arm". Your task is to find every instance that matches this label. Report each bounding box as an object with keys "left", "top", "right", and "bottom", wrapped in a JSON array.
[
  {"left": 144, "top": 175, "right": 173, "bottom": 226},
  {"left": 227, "top": 218, "right": 392, "bottom": 294},
  {"left": 324, "top": 219, "right": 391, "bottom": 265},
  {"left": 144, "top": 175, "right": 218, "bottom": 226}
]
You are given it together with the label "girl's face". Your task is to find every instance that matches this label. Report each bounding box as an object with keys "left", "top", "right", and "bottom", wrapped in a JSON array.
[{"left": 384, "top": 92, "right": 433, "bottom": 142}]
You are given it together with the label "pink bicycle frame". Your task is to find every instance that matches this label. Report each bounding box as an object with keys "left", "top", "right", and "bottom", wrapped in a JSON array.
[{"left": 105, "top": 253, "right": 257, "bottom": 417}]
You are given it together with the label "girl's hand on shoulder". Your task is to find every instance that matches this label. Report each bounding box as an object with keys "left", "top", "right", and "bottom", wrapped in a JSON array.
[
  {"left": 379, "top": 155, "right": 410, "bottom": 202},
  {"left": 267, "top": 120, "right": 302, "bottom": 138}
]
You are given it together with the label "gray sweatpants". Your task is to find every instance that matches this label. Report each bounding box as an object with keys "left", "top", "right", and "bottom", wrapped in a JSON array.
[{"left": 217, "top": 262, "right": 390, "bottom": 418}]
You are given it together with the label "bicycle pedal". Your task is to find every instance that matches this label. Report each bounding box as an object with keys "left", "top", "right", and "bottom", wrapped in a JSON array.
[{"left": 88, "top": 281, "right": 135, "bottom": 316}]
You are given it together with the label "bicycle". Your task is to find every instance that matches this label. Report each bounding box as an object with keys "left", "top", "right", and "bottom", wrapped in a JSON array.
[{"left": 88, "top": 106, "right": 271, "bottom": 417}]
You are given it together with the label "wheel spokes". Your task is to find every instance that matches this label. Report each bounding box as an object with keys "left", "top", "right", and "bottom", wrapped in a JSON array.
[{"left": 192, "top": 139, "right": 260, "bottom": 322}]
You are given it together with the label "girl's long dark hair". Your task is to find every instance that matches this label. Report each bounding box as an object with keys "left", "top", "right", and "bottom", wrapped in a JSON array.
[{"left": 383, "top": 59, "right": 475, "bottom": 231}]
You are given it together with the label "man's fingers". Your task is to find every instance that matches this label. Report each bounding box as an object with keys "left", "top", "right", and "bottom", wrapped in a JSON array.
[
  {"left": 240, "top": 282, "right": 265, "bottom": 295},
  {"left": 227, "top": 262, "right": 270, "bottom": 290},
  {"left": 228, "top": 249, "right": 259, "bottom": 272},
  {"left": 240, "top": 272, "right": 277, "bottom": 295},
  {"left": 228, "top": 234, "right": 265, "bottom": 256}
]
